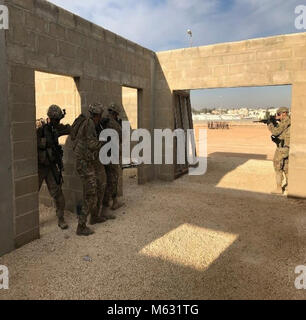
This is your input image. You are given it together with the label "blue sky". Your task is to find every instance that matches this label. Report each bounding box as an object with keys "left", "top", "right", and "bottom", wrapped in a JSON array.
[{"left": 48, "top": 0, "right": 302, "bottom": 108}]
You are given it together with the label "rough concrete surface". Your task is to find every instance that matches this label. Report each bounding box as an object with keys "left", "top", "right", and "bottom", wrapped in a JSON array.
[{"left": 1, "top": 126, "right": 306, "bottom": 300}]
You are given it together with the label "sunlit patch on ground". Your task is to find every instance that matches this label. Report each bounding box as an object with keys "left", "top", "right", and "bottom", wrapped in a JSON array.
[{"left": 139, "top": 223, "right": 238, "bottom": 271}]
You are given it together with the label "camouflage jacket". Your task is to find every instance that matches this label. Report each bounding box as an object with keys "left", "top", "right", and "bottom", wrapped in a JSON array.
[
  {"left": 73, "top": 117, "right": 103, "bottom": 161},
  {"left": 37, "top": 122, "right": 71, "bottom": 166},
  {"left": 268, "top": 117, "right": 290, "bottom": 148}
]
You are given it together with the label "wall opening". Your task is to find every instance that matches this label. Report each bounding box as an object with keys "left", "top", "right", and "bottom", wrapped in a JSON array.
[
  {"left": 35, "top": 71, "right": 81, "bottom": 231},
  {"left": 121, "top": 86, "right": 141, "bottom": 189},
  {"left": 187, "top": 85, "right": 292, "bottom": 195}
]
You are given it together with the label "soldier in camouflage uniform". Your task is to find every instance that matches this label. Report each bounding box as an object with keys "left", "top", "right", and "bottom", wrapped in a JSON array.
[
  {"left": 268, "top": 107, "right": 291, "bottom": 195},
  {"left": 72, "top": 104, "right": 107, "bottom": 236},
  {"left": 36, "top": 105, "right": 71, "bottom": 230},
  {"left": 103, "top": 102, "right": 125, "bottom": 211}
]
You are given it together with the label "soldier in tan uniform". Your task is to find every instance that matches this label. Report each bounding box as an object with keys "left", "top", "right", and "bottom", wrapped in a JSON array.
[
  {"left": 72, "top": 104, "right": 108, "bottom": 236},
  {"left": 103, "top": 103, "right": 125, "bottom": 211},
  {"left": 267, "top": 107, "right": 290, "bottom": 195},
  {"left": 36, "top": 105, "right": 71, "bottom": 230}
]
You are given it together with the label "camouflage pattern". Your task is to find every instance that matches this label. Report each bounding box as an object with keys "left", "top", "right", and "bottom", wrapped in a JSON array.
[
  {"left": 103, "top": 164, "right": 120, "bottom": 204},
  {"left": 103, "top": 110, "right": 123, "bottom": 204},
  {"left": 268, "top": 117, "right": 291, "bottom": 175},
  {"left": 76, "top": 159, "right": 106, "bottom": 225},
  {"left": 37, "top": 121, "right": 71, "bottom": 220},
  {"left": 73, "top": 116, "right": 104, "bottom": 225}
]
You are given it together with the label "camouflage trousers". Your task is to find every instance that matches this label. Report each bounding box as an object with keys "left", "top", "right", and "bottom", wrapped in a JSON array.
[
  {"left": 76, "top": 159, "right": 107, "bottom": 225},
  {"left": 38, "top": 165, "right": 65, "bottom": 219},
  {"left": 273, "top": 148, "right": 289, "bottom": 174},
  {"left": 104, "top": 164, "right": 120, "bottom": 204}
]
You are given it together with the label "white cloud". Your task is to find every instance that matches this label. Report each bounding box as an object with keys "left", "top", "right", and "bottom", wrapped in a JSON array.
[{"left": 48, "top": 0, "right": 303, "bottom": 51}]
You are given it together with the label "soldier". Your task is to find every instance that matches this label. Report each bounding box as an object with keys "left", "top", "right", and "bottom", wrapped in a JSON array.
[
  {"left": 36, "top": 105, "right": 71, "bottom": 230},
  {"left": 267, "top": 107, "right": 291, "bottom": 195},
  {"left": 72, "top": 104, "right": 107, "bottom": 236},
  {"left": 103, "top": 102, "right": 125, "bottom": 211}
]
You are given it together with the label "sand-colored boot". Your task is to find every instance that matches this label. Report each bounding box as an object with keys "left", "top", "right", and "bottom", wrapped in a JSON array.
[
  {"left": 76, "top": 224, "right": 95, "bottom": 236},
  {"left": 111, "top": 197, "right": 125, "bottom": 211},
  {"left": 271, "top": 172, "right": 283, "bottom": 195}
]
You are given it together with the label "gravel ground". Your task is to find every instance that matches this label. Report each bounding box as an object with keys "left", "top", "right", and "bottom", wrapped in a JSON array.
[{"left": 1, "top": 155, "right": 306, "bottom": 300}]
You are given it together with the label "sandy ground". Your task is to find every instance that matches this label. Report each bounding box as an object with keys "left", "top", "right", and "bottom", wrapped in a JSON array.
[{"left": 1, "top": 125, "right": 306, "bottom": 300}]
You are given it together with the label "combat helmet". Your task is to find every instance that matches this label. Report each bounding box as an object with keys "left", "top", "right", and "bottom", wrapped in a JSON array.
[
  {"left": 108, "top": 102, "right": 122, "bottom": 116},
  {"left": 47, "top": 105, "right": 65, "bottom": 120},
  {"left": 88, "top": 103, "right": 104, "bottom": 116},
  {"left": 277, "top": 107, "right": 289, "bottom": 114}
]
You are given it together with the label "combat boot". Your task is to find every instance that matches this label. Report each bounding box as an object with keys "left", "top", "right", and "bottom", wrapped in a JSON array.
[
  {"left": 271, "top": 172, "right": 283, "bottom": 195},
  {"left": 58, "top": 217, "right": 68, "bottom": 230},
  {"left": 89, "top": 215, "right": 107, "bottom": 225},
  {"left": 111, "top": 197, "right": 125, "bottom": 211},
  {"left": 76, "top": 224, "right": 95, "bottom": 236}
]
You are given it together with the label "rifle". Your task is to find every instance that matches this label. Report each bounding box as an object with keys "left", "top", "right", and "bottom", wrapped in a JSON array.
[
  {"left": 253, "top": 115, "right": 278, "bottom": 126},
  {"left": 43, "top": 123, "right": 64, "bottom": 185}
]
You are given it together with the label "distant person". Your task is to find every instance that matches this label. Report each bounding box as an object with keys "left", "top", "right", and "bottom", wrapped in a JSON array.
[
  {"left": 36, "top": 105, "right": 71, "bottom": 230},
  {"left": 267, "top": 107, "right": 290, "bottom": 195}
]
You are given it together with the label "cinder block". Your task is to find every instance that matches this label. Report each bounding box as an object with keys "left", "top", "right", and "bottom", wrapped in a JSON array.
[
  {"left": 11, "top": 0, "right": 34, "bottom": 10},
  {"left": 10, "top": 83, "right": 35, "bottom": 105},
  {"left": 15, "top": 193, "right": 39, "bottom": 217},
  {"left": 228, "top": 64, "right": 247, "bottom": 75},
  {"left": 15, "top": 175, "right": 38, "bottom": 197},
  {"left": 26, "top": 50, "right": 48, "bottom": 69},
  {"left": 15, "top": 226, "right": 40, "bottom": 249},
  {"left": 49, "top": 22, "right": 66, "bottom": 40},
  {"left": 6, "top": 43, "right": 25, "bottom": 64},
  {"left": 11, "top": 65, "right": 34, "bottom": 85},
  {"left": 14, "top": 158, "right": 37, "bottom": 179},
  {"left": 13, "top": 140, "right": 37, "bottom": 160},
  {"left": 8, "top": 4, "right": 25, "bottom": 27},
  {"left": 58, "top": 9, "right": 75, "bottom": 29},
  {"left": 25, "top": 12, "right": 47, "bottom": 33},
  {"left": 74, "top": 15, "right": 92, "bottom": 35},
  {"left": 35, "top": 0, "right": 59, "bottom": 23},
  {"left": 38, "top": 35, "right": 58, "bottom": 55},
  {"left": 213, "top": 65, "right": 229, "bottom": 77},
  {"left": 9, "top": 24, "right": 36, "bottom": 48},
  {"left": 15, "top": 210, "right": 39, "bottom": 236},
  {"left": 58, "top": 40, "right": 77, "bottom": 59},
  {"left": 84, "top": 62, "right": 99, "bottom": 78}
]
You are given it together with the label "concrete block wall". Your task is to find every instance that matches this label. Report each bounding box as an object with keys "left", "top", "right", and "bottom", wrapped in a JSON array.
[
  {"left": 2, "top": 0, "right": 156, "bottom": 253},
  {"left": 155, "top": 33, "right": 306, "bottom": 191},
  {"left": 2, "top": 0, "right": 306, "bottom": 256}
]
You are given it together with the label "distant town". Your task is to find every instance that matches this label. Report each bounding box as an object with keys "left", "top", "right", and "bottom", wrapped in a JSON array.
[{"left": 192, "top": 107, "right": 289, "bottom": 121}]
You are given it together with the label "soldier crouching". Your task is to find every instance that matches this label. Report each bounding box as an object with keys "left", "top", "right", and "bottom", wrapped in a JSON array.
[{"left": 36, "top": 105, "right": 71, "bottom": 230}]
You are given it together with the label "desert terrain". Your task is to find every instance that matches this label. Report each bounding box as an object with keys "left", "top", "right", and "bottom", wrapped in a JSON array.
[{"left": 1, "top": 124, "right": 306, "bottom": 300}]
